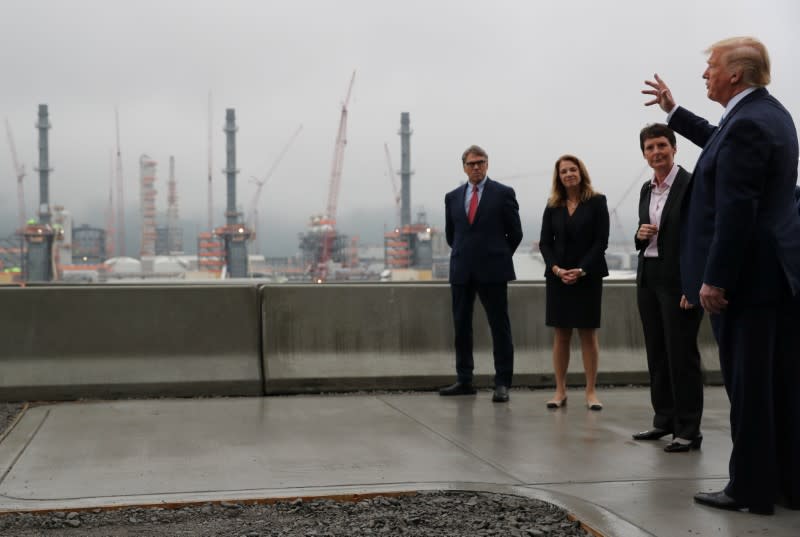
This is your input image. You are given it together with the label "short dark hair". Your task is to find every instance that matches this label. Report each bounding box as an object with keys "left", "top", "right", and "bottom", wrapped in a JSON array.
[
  {"left": 462, "top": 145, "right": 488, "bottom": 164},
  {"left": 639, "top": 123, "right": 676, "bottom": 152}
]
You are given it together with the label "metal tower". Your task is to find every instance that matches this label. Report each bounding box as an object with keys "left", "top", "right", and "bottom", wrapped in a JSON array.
[
  {"left": 215, "top": 108, "right": 250, "bottom": 277},
  {"left": 24, "top": 104, "right": 55, "bottom": 281},
  {"left": 166, "top": 155, "right": 182, "bottom": 254},
  {"left": 399, "top": 112, "right": 413, "bottom": 227},
  {"left": 139, "top": 155, "right": 157, "bottom": 258}
]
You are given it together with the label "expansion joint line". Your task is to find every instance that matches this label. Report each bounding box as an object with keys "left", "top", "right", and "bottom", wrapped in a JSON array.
[
  {"left": 377, "top": 397, "right": 524, "bottom": 485},
  {"left": 0, "top": 408, "right": 50, "bottom": 487}
]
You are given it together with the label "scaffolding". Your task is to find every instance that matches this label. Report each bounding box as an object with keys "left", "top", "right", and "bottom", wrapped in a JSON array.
[
  {"left": 384, "top": 211, "right": 436, "bottom": 270},
  {"left": 139, "top": 154, "right": 157, "bottom": 257},
  {"left": 166, "top": 155, "right": 183, "bottom": 254},
  {"left": 197, "top": 231, "right": 224, "bottom": 275}
]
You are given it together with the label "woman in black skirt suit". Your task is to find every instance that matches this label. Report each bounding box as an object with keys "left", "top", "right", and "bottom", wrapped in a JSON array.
[{"left": 539, "top": 154, "right": 609, "bottom": 410}]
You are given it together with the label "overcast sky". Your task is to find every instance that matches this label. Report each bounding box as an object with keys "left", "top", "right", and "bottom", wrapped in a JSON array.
[{"left": 2, "top": 0, "right": 798, "bottom": 256}]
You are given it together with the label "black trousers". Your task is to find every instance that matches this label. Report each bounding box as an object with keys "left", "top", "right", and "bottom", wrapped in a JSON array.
[
  {"left": 712, "top": 294, "right": 800, "bottom": 509},
  {"left": 451, "top": 281, "right": 513, "bottom": 387},
  {"left": 637, "top": 258, "right": 704, "bottom": 439}
]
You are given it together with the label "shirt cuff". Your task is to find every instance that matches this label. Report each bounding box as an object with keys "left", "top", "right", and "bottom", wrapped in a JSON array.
[{"left": 666, "top": 105, "right": 679, "bottom": 123}]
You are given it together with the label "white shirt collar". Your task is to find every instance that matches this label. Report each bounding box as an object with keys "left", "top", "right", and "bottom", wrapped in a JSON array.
[
  {"left": 651, "top": 164, "right": 678, "bottom": 190},
  {"left": 721, "top": 87, "right": 758, "bottom": 122}
]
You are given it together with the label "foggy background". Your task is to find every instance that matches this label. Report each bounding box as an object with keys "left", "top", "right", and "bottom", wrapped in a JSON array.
[{"left": 2, "top": 0, "right": 798, "bottom": 256}]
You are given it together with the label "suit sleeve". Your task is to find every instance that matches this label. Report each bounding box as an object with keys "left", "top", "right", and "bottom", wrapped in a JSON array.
[
  {"left": 669, "top": 106, "right": 717, "bottom": 149},
  {"left": 704, "top": 117, "right": 769, "bottom": 290},
  {"left": 503, "top": 187, "right": 523, "bottom": 254},
  {"left": 578, "top": 195, "right": 610, "bottom": 274},
  {"left": 444, "top": 192, "right": 454, "bottom": 248},
  {"left": 539, "top": 206, "right": 555, "bottom": 272}
]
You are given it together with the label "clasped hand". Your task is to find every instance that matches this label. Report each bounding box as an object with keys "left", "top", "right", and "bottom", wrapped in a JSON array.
[{"left": 558, "top": 268, "right": 582, "bottom": 285}]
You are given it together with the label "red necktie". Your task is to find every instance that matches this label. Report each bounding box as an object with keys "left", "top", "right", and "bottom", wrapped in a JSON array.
[{"left": 468, "top": 185, "right": 478, "bottom": 224}]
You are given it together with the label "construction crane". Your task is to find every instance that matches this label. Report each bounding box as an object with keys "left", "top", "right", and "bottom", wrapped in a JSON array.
[
  {"left": 383, "top": 142, "right": 401, "bottom": 228},
  {"left": 247, "top": 124, "right": 303, "bottom": 252},
  {"left": 105, "top": 149, "right": 115, "bottom": 257},
  {"left": 316, "top": 70, "right": 355, "bottom": 281},
  {"left": 4, "top": 119, "right": 26, "bottom": 230},
  {"left": 114, "top": 108, "right": 125, "bottom": 257}
]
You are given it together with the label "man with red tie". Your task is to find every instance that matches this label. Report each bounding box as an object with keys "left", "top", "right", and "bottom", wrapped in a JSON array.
[{"left": 440, "top": 145, "right": 523, "bottom": 403}]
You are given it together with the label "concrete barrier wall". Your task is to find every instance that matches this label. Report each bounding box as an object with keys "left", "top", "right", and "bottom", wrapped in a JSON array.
[
  {"left": 0, "top": 285, "right": 263, "bottom": 400},
  {"left": 261, "top": 283, "right": 719, "bottom": 393},
  {"left": 0, "top": 282, "right": 718, "bottom": 400}
]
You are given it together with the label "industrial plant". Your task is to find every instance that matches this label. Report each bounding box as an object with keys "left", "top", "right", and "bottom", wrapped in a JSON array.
[{"left": 2, "top": 75, "right": 445, "bottom": 284}]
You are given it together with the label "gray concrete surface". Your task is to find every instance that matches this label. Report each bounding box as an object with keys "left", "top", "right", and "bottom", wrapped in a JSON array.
[
  {"left": 0, "top": 387, "right": 797, "bottom": 536},
  {"left": 263, "top": 283, "right": 719, "bottom": 393},
  {"left": 0, "top": 285, "right": 263, "bottom": 400}
]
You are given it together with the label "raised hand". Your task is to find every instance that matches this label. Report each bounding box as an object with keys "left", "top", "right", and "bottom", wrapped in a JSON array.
[{"left": 642, "top": 74, "right": 676, "bottom": 113}]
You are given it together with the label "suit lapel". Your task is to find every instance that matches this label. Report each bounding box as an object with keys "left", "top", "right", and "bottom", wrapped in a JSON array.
[
  {"left": 456, "top": 183, "right": 470, "bottom": 226},
  {"left": 659, "top": 168, "right": 687, "bottom": 228},
  {"left": 697, "top": 88, "right": 768, "bottom": 161},
  {"left": 639, "top": 182, "right": 652, "bottom": 225}
]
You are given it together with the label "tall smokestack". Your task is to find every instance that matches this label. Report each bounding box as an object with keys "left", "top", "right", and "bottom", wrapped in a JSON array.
[
  {"left": 224, "top": 108, "right": 239, "bottom": 226},
  {"left": 399, "top": 112, "right": 412, "bottom": 227},
  {"left": 36, "top": 104, "right": 52, "bottom": 225},
  {"left": 218, "top": 108, "right": 249, "bottom": 277},
  {"left": 25, "top": 104, "right": 55, "bottom": 281}
]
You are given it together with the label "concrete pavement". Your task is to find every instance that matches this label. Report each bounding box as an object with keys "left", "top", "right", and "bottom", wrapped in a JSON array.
[{"left": 0, "top": 387, "right": 798, "bottom": 536}]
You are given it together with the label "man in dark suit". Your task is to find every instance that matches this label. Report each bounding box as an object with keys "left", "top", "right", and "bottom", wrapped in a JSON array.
[
  {"left": 440, "top": 144, "right": 523, "bottom": 403},
  {"left": 632, "top": 124, "right": 704, "bottom": 453},
  {"left": 644, "top": 36, "right": 800, "bottom": 515}
]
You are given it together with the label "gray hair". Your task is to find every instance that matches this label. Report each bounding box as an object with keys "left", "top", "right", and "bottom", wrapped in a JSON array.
[{"left": 461, "top": 145, "right": 488, "bottom": 164}]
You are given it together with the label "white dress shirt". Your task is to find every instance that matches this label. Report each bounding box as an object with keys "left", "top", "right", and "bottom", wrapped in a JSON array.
[{"left": 644, "top": 164, "right": 678, "bottom": 258}]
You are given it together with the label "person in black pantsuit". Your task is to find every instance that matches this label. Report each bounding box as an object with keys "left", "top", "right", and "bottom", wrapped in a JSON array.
[
  {"left": 632, "top": 123, "right": 704, "bottom": 453},
  {"left": 539, "top": 154, "right": 609, "bottom": 410},
  {"left": 440, "top": 145, "right": 523, "bottom": 403}
]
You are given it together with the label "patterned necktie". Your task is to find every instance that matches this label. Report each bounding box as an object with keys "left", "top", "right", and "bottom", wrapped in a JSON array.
[{"left": 468, "top": 185, "right": 479, "bottom": 224}]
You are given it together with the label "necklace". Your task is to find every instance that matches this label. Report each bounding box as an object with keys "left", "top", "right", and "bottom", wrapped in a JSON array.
[{"left": 566, "top": 199, "right": 579, "bottom": 208}]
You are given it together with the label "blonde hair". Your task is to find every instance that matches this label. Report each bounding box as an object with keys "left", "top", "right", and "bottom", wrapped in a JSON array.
[
  {"left": 547, "top": 154, "right": 599, "bottom": 208},
  {"left": 706, "top": 36, "right": 771, "bottom": 87}
]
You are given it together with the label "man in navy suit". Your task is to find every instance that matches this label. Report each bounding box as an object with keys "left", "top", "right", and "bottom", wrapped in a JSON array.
[
  {"left": 440, "top": 145, "right": 523, "bottom": 403},
  {"left": 644, "top": 36, "right": 800, "bottom": 515}
]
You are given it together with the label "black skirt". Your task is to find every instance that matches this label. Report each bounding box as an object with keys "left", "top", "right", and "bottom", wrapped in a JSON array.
[{"left": 545, "top": 275, "right": 603, "bottom": 328}]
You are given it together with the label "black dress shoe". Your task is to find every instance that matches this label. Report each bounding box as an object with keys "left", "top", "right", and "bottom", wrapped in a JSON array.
[
  {"left": 492, "top": 385, "right": 509, "bottom": 403},
  {"left": 439, "top": 382, "right": 477, "bottom": 396},
  {"left": 632, "top": 428, "right": 671, "bottom": 441},
  {"left": 664, "top": 435, "right": 702, "bottom": 452},
  {"left": 694, "top": 490, "right": 774, "bottom": 515}
]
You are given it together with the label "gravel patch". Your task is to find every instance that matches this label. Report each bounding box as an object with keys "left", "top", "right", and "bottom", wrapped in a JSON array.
[
  {"left": 0, "top": 492, "right": 592, "bottom": 536},
  {"left": 0, "top": 400, "right": 595, "bottom": 536},
  {"left": 0, "top": 402, "right": 25, "bottom": 437}
]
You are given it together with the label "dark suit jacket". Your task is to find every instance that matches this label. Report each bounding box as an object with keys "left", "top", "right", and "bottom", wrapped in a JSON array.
[
  {"left": 634, "top": 166, "right": 692, "bottom": 290},
  {"left": 539, "top": 194, "right": 609, "bottom": 279},
  {"left": 445, "top": 177, "right": 523, "bottom": 284},
  {"left": 670, "top": 88, "right": 800, "bottom": 304}
]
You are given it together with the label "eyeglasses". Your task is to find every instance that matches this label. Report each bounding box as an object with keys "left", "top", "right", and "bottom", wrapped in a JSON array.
[{"left": 464, "top": 160, "right": 486, "bottom": 168}]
